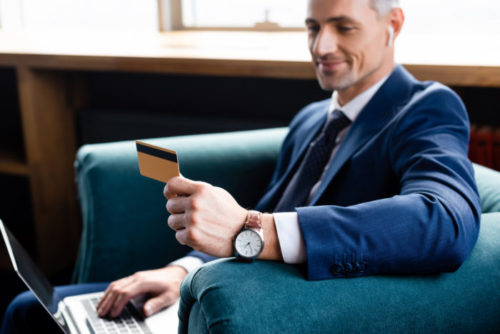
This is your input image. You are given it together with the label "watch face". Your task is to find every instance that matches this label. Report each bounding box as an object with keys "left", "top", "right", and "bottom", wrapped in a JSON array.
[{"left": 235, "top": 229, "right": 263, "bottom": 259}]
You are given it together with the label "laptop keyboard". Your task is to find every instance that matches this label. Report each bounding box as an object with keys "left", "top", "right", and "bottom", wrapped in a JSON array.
[{"left": 82, "top": 297, "right": 152, "bottom": 334}]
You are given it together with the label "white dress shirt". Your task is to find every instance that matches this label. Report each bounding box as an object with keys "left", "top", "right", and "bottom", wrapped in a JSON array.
[{"left": 171, "top": 76, "right": 389, "bottom": 272}]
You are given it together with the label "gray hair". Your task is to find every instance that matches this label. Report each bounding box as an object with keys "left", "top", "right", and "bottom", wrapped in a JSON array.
[{"left": 370, "top": 0, "right": 400, "bottom": 16}]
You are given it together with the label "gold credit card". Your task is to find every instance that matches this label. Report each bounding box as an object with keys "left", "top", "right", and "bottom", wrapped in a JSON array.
[{"left": 136, "top": 140, "right": 180, "bottom": 183}]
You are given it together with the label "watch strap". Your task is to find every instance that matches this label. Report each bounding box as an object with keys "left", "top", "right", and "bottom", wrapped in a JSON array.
[{"left": 245, "top": 210, "right": 263, "bottom": 230}]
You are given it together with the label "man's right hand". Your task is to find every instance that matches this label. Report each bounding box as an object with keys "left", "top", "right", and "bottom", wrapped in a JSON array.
[{"left": 96, "top": 265, "right": 187, "bottom": 318}]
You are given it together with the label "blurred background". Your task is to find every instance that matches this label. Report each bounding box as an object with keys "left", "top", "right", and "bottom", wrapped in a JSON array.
[{"left": 0, "top": 0, "right": 499, "bottom": 326}]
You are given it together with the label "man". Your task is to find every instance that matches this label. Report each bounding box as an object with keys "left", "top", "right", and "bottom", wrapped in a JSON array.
[{"left": 2, "top": 0, "right": 480, "bottom": 331}]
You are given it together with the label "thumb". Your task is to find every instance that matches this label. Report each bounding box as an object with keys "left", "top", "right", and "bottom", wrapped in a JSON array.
[
  {"left": 143, "top": 293, "right": 176, "bottom": 317},
  {"left": 166, "top": 176, "right": 199, "bottom": 197}
]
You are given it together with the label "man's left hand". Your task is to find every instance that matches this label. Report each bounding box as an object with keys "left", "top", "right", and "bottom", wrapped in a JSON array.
[{"left": 164, "top": 176, "right": 248, "bottom": 258}]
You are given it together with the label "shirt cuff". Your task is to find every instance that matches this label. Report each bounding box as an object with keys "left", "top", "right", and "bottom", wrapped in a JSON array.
[
  {"left": 273, "top": 212, "right": 306, "bottom": 264},
  {"left": 168, "top": 256, "right": 204, "bottom": 273}
]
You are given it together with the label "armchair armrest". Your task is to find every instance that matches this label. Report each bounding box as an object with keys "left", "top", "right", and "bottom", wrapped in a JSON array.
[
  {"left": 473, "top": 163, "right": 500, "bottom": 213},
  {"left": 73, "top": 128, "right": 287, "bottom": 283},
  {"left": 179, "top": 213, "right": 500, "bottom": 333}
]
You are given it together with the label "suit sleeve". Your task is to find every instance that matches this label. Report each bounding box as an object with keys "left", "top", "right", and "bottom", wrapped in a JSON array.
[
  {"left": 186, "top": 250, "right": 217, "bottom": 263},
  {"left": 297, "top": 88, "right": 481, "bottom": 280}
]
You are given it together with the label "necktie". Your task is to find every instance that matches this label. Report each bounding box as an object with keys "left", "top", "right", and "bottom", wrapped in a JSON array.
[{"left": 274, "top": 110, "right": 351, "bottom": 212}]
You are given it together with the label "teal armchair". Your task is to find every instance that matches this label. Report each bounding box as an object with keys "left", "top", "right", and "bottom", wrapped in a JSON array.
[{"left": 74, "top": 128, "right": 500, "bottom": 333}]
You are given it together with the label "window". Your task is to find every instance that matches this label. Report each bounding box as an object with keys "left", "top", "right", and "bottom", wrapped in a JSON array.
[
  {"left": 0, "top": 0, "right": 498, "bottom": 37},
  {"left": 402, "top": 0, "right": 500, "bottom": 38},
  {"left": 0, "top": 0, "right": 158, "bottom": 32},
  {"left": 165, "top": 0, "right": 500, "bottom": 36},
  {"left": 179, "top": 0, "right": 307, "bottom": 30}
]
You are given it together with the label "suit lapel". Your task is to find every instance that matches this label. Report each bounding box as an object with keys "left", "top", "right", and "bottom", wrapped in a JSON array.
[
  {"left": 309, "top": 65, "right": 417, "bottom": 205},
  {"left": 286, "top": 109, "right": 328, "bottom": 178},
  {"left": 257, "top": 106, "right": 328, "bottom": 211}
]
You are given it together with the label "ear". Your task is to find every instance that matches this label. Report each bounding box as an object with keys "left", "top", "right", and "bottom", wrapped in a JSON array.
[{"left": 387, "top": 7, "right": 405, "bottom": 46}]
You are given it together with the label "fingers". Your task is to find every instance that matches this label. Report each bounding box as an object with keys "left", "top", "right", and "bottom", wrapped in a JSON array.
[
  {"left": 96, "top": 266, "right": 186, "bottom": 319},
  {"left": 109, "top": 281, "right": 143, "bottom": 318},
  {"left": 174, "top": 228, "right": 189, "bottom": 246},
  {"left": 164, "top": 176, "right": 200, "bottom": 200},
  {"left": 97, "top": 276, "right": 148, "bottom": 318},
  {"left": 143, "top": 292, "right": 178, "bottom": 317},
  {"left": 167, "top": 213, "right": 186, "bottom": 231},
  {"left": 167, "top": 212, "right": 198, "bottom": 245},
  {"left": 97, "top": 276, "right": 133, "bottom": 317},
  {"left": 166, "top": 196, "right": 190, "bottom": 215},
  {"left": 166, "top": 182, "right": 203, "bottom": 232},
  {"left": 96, "top": 290, "right": 115, "bottom": 317},
  {"left": 163, "top": 182, "right": 177, "bottom": 200}
]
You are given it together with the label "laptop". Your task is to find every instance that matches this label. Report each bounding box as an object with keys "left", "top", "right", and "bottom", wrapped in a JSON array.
[{"left": 0, "top": 219, "right": 179, "bottom": 334}]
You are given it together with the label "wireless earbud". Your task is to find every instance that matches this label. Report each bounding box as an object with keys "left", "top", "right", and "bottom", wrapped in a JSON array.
[{"left": 387, "top": 26, "right": 394, "bottom": 47}]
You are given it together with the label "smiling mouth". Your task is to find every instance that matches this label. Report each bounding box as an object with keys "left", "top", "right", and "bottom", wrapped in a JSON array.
[
  {"left": 319, "top": 61, "right": 345, "bottom": 72},
  {"left": 316, "top": 58, "right": 347, "bottom": 72}
]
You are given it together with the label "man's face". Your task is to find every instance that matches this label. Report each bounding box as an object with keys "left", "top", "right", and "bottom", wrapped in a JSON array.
[{"left": 306, "top": 0, "right": 392, "bottom": 95}]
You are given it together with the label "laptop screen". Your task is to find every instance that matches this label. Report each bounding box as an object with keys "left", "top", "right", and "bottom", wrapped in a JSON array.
[{"left": 0, "top": 219, "right": 64, "bottom": 319}]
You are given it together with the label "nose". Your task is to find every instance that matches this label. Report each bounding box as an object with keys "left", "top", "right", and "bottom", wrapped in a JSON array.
[{"left": 311, "top": 27, "right": 338, "bottom": 58}]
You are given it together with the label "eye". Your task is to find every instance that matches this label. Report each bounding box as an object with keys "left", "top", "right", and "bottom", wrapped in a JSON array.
[
  {"left": 338, "top": 26, "right": 354, "bottom": 33},
  {"left": 306, "top": 24, "right": 320, "bottom": 33}
]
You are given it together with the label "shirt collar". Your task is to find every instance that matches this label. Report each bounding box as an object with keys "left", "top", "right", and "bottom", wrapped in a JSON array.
[{"left": 329, "top": 75, "right": 390, "bottom": 122}]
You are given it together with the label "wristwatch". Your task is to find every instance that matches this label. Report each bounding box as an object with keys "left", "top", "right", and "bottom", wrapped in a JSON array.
[{"left": 234, "top": 210, "right": 264, "bottom": 261}]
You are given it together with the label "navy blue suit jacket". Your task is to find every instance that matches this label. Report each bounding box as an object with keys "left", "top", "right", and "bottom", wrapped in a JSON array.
[{"left": 192, "top": 65, "right": 481, "bottom": 281}]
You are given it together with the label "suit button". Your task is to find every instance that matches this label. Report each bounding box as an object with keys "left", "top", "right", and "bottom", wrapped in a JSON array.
[{"left": 331, "top": 264, "right": 343, "bottom": 274}]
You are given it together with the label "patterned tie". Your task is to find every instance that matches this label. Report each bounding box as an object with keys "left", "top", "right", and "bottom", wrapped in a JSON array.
[{"left": 274, "top": 110, "right": 351, "bottom": 212}]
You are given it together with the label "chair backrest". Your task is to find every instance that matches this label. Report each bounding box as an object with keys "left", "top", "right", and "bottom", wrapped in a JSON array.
[
  {"left": 73, "top": 128, "right": 288, "bottom": 283},
  {"left": 473, "top": 163, "right": 500, "bottom": 213}
]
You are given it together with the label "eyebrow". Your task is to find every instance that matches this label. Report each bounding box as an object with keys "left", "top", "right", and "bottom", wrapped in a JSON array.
[{"left": 305, "top": 16, "right": 356, "bottom": 25}]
